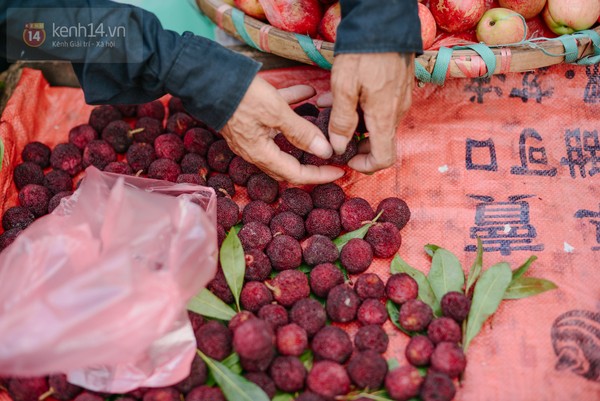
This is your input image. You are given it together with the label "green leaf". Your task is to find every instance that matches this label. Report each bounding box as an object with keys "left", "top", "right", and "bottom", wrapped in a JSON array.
[
  {"left": 188, "top": 288, "right": 236, "bottom": 321},
  {"left": 428, "top": 249, "right": 465, "bottom": 307},
  {"left": 424, "top": 244, "right": 441, "bottom": 257},
  {"left": 220, "top": 229, "right": 245, "bottom": 312},
  {"left": 354, "top": 392, "right": 395, "bottom": 401},
  {"left": 297, "top": 264, "right": 312, "bottom": 274},
  {"left": 386, "top": 300, "right": 413, "bottom": 336},
  {"left": 511, "top": 255, "right": 538, "bottom": 281},
  {"left": 337, "top": 391, "right": 394, "bottom": 401},
  {"left": 334, "top": 260, "right": 349, "bottom": 281},
  {"left": 503, "top": 276, "right": 557, "bottom": 299},
  {"left": 221, "top": 353, "right": 242, "bottom": 375},
  {"left": 387, "top": 358, "right": 400, "bottom": 371},
  {"left": 463, "top": 262, "right": 512, "bottom": 352},
  {"left": 333, "top": 210, "right": 383, "bottom": 252},
  {"left": 198, "top": 350, "right": 270, "bottom": 401},
  {"left": 299, "top": 349, "right": 314, "bottom": 371},
  {"left": 465, "top": 237, "right": 483, "bottom": 294},
  {"left": 390, "top": 255, "right": 440, "bottom": 315},
  {"left": 272, "top": 394, "right": 294, "bottom": 401}
]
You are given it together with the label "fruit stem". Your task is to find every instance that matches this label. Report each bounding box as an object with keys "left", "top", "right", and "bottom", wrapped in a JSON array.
[
  {"left": 38, "top": 387, "right": 55, "bottom": 401},
  {"left": 127, "top": 127, "right": 145, "bottom": 139}
]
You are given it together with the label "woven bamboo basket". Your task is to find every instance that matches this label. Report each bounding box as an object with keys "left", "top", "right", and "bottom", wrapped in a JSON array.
[{"left": 196, "top": 0, "right": 600, "bottom": 84}]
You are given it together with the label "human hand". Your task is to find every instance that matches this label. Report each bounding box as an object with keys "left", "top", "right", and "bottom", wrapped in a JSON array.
[
  {"left": 221, "top": 76, "right": 345, "bottom": 184},
  {"left": 320, "top": 53, "right": 415, "bottom": 173}
]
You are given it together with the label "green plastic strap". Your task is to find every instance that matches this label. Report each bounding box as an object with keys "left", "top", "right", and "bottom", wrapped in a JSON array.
[
  {"left": 417, "top": 44, "right": 496, "bottom": 84},
  {"left": 414, "top": 29, "right": 600, "bottom": 85},
  {"left": 574, "top": 29, "right": 600, "bottom": 65},
  {"left": 414, "top": 60, "right": 433, "bottom": 83},
  {"left": 431, "top": 46, "right": 453, "bottom": 85},
  {"left": 461, "top": 43, "right": 497, "bottom": 78},
  {"left": 231, "top": 8, "right": 261, "bottom": 51},
  {"left": 557, "top": 35, "right": 580, "bottom": 63},
  {"left": 0, "top": 136, "right": 4, "bottom": 171},
  {"left": 294, "top": 34, "right": 332, "bottom": 70}
]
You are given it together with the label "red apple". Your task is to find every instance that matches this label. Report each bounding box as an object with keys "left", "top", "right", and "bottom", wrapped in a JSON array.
[
  {"left": 318, "top": 2, "right": 341, "bottom": 42},
  {"left": 259, "top": 0, "right": 323, "bottom": 37},
  {"left": 485, "top": 0, "right": 501, "bottom": 9},
  {"left": 498, "top": 0, "right": 546, "bottom": 19},
  {"left": 430, "top": 30, "right": 477, "bottom": 50},
  {"left": 235, "top": 0, "right": 267, "bottom": 20},
  {"left": 476, "top": 7, "right": 527, "bottom": 44},
  {"left": 430, "top": 0, "right": 487, "bottom": 33},
  {"left": 542, "top": 0, "right": 600, "bottom": 35},
  {"left": 418, "top": 3, "right": 437, "bottom": 50}
]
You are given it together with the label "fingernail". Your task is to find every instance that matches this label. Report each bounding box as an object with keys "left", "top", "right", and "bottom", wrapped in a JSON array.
[
  {"left": 329, "top": 133, "right": 348, "bottom": 155},
  {"left": 309, "top": 136, "right": 333, "bottom": 159}
]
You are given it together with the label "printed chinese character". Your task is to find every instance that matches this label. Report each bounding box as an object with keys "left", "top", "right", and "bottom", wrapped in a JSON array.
[
  {"left": 464, "top": 76, "right": 503, "bottom": 104},
  {"left": 584, "top": 65, "right": 599, "bottom": 104},
  {"left": 465, "top": 195, "right": 544, "bottom": 255},
  {"left": 509, "top": 71, "right": 554, "bottom": 103},
  {"left": 560, "top": 129, "right": 600, "bottom": 178},
  {"left": 574, "top": 205, "right": 600, "bottom": 251},
  {"left": 466, "top": 138, "right": 497, "bottom": 171},
  {"left": 511, "top": 128, "right": 557, "bottom": 176}
]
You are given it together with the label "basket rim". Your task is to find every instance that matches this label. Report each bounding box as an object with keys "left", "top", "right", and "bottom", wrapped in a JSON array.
[{"left": 197, "top": 0, "right": 600, "bottom": 80}]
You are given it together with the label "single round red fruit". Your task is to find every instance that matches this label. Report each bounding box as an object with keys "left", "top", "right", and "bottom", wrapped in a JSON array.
[
  {"left": 318, "top": 2, "right": 341, "bottom": 42},
  {"left": 430, "top": 0, "right": 486, "bottom": 33},
  {"left": 418, "top": 3, "right": 437, "bottom": 50},
  {"left": 261, "top": 0, "right": 323, "bottom": 38}
]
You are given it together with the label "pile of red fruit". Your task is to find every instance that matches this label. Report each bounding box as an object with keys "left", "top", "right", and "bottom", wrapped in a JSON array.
[
  {"left": 0, "top": 97, "right": 414, "bottom": 401},
  {"left": 0, "top": 98, "right": 361, "bottom": 252},
  {"left": 200, "top": 183, "right": 412, "bottom": 399},
  {"left": 231, "top": 0, "right": 600, "bottom": 51},
  {"left": 0, "top": 97, "right": 469, "bottom": 401}
]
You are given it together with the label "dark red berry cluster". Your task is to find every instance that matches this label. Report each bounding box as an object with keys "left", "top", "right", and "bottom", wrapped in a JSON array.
[{"left": 386, "top": 272, "right": 472, "bottom": 401}]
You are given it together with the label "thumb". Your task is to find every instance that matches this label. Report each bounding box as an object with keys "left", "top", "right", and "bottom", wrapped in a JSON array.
[{"left": 277, "top": 108, "right": 333, "bottom": 160}]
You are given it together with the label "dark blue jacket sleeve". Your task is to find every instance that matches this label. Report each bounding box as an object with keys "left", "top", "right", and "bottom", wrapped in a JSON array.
[
  {"left": 335, "top": 0, "right": 423, "bottom": 55},
  {"left": 0, "top": 0, "right": 261, "bottom": 130}
]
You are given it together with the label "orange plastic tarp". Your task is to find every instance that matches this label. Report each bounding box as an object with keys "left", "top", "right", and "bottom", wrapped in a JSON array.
[{"left": 1, "top": 65, "right": 600, "bottom": 400}]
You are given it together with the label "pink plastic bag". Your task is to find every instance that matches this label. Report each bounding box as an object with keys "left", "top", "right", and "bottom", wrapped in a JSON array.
[{"left": 0, "top": 167, "right": 218, "bottom": 393}]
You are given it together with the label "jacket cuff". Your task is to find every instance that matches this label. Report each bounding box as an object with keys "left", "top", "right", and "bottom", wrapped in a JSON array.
[
  {"left": 334, "top": 0, "right": 423, "bottom": 56},
  {"left": 165, "top": 33, "right": 261, "bottom": 131}
]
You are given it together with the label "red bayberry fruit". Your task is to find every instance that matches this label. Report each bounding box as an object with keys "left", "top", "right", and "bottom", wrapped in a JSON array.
[
  {"left": 326, "top": 284, "right": 360, "bottom": 323},
  {"left": 385, "top": 366, "right": 423, "bottom": 401},
  {"left": 399, "top": 299, "right": 434, "bottom": 332},
  {"left": 354, "top": 324, "right": 389, "bottom": 353},
  {"left": 406, "top": 335, "right": 435, "bottom": 367},
  {"left": 441, "top": 291, "right": 471, "bottom": 322},
  {"left": 290, "top": 298, "right": 327, "bottom": 337},
  {"left": 312, "top": 326, "right": 353, "bottom": 363},
  {"left": 355, "top": 273, "right": 385, "bottom": 299},
  {"left": 233, "top": 319, "right": 274, "bottom": 361},
  {"left": 386, "top": 273, "right": 419, "bottom": 304},
  {"left": 309, "top": 263, "right": 344, "bottom": 298},
  {"left": 306, "top": 361, "right": 350, "bottom": 399},
  {"left": 430, "top": 342, "right": 467, "bottom": 378}
]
